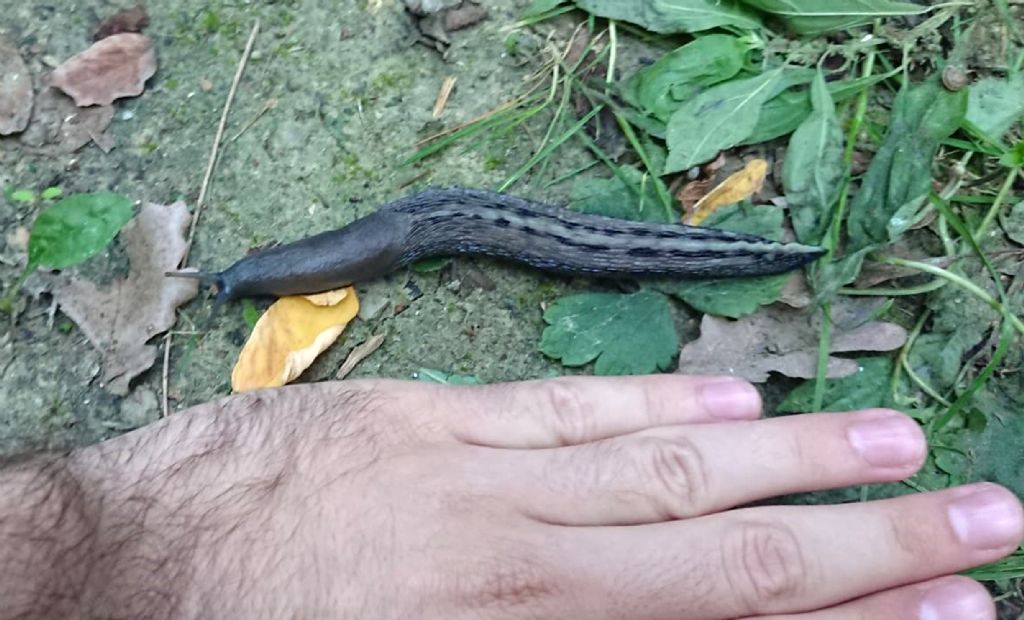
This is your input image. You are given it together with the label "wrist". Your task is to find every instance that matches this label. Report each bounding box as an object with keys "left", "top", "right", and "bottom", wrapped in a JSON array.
[{"left": 0, "top": 455, "right": 97, "bottom": 620}]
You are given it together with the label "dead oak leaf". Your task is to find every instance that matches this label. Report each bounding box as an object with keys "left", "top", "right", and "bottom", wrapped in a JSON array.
[
  {"left": 678, "top": 302, "right": 907, "bottom": 383},
  {"left": 19, "top": 87, "right": 114, "bottom": 153},
  {"left": 686, "top": 158, "right": 768, "bottom": 225},
  {"left": 52, "top": 33, "right": 156, "bottom": 107},
  {"left": 52, "top": 202, "right": 197, "bottom": 395},
  {"left": 0, "top": 37, "right": 33, "bottom": 135},
  {"left": 94, "top": 5, "right": 150, "bottom": 41}
]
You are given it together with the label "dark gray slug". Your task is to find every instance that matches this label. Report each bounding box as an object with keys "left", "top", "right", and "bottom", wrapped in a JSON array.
[{"left": 175, "top": 187, "right": 824, "bottom": 303}]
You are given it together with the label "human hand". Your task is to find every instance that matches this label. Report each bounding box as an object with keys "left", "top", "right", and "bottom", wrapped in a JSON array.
[{"left": 56, "top": 376, "right": 1023, "bottom": 618}]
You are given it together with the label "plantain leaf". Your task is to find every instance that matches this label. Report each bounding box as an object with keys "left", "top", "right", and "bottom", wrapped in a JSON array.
[
  {"left": 741, "top": 70, "right": 893, "bottom": 145},
  {"left": 846, "top": 77, "right": 967, "bottom": 251},
  {"left": 575, "top": 0, "right": 762, "bottom": 33},
  {"left": 738, "top": 0, "right": 927, "bottom": 34},
  {"left": 621, "top": 34, "right": 749, "bottom": 123},
  {"left": 540, "top": 291, "right": 679, "bottom": 375},
  {"left": 665, "top": 68, "right": 783, "bottom": 172},
  {"left": 783, "top": 71, "right": 844, "bottom": 245},
  {"left": 28, "top": 191, "right": 134, "bottom": 270}
]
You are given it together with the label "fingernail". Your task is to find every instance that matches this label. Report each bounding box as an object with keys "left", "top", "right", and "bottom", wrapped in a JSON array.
[
  {"left": 846, "top": 411, "right": 925, "bottom": 468},
  {"left": 947, "top": 485, "right": 1024, "bottom": 550},
  {"left": 700, "top": 379, "right": 760, "bottom": 420},
  {"left": 919, "top": 579, "right": 993, "bottom": 620}
]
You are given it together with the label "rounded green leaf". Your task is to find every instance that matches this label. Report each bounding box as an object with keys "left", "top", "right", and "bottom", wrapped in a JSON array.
[
  {"left": 28, "top": 192, "right": 134, "bottom": 270},
  {"left": 540, "top": 291, "right": 679, "bottom": 375}
]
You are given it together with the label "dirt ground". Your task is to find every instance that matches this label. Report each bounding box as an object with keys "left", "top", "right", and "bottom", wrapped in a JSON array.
[{"left": 2, "top": 0, "right": 690, "bottom": 453}]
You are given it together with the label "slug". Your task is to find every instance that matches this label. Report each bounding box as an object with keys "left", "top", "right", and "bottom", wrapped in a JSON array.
[{"left": 172, "top": 187, "right": 824, "bottom": 303}]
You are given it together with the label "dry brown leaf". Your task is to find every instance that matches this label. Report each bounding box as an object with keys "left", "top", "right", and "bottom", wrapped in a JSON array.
[
  {"left": 677, "top": 179, "right": 714, "bottom": 217},
  {"left": 686, "top": 158, "right": 768, "bottom": 225},
  {"left": 94, "top": 5, "right": 150, "bottom": 41},
  {"left": 232, "top": 288, "right": 360, "bottom": 392},
  {"left": 777, "top": 272, "right": 812, "bottom": 309},
  {"left": 336, "top": 333, "right": 386, "bottom": 379},
  {"left": 52, "top": 202, "right": 198, "bottom": 395},
  {"left": 51, "top": 33, "right": 157, "bottom": 107},
  {"left": 678, "top": 301, "right": 907, "bottom": 383},
  {"left": 19, "top": 87, "right": 114, "bottom": 153},
  {"left": 0, "top": 38, "right": 33, "bottom": 135}
]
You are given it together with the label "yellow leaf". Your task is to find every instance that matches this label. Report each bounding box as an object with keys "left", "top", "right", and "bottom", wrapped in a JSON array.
[
  {"left": 303, "top": 289, "right": 350, "bottom": 306},
  {"left": 231, "top": 287, "right": 359, "bottom": 392},
  {"left": 685, "top": 158, "right": 768, "bottom": 226}
]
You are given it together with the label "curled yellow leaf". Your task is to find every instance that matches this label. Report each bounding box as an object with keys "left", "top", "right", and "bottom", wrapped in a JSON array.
[
  {"left": 686, "top": 158, "right": 768, "bottom": 226},
  {"left": 303, "top": 288, "right": 350, "bottom": 306},
  {"left": 231, "top": 287, "right": 359, "bottom": 392}
]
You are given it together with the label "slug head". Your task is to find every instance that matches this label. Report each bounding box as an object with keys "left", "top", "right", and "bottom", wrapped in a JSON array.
[{"left": 164, "top": 270, "right": 230, "bottom": 312}]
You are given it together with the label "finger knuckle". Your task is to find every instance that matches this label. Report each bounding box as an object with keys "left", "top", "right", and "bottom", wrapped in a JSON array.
[
  {"left": 720, "top": 520, "right": 810, "bottom": 614},
  {"left": 542, "top": 380, "right": 597, "bottom": 446},
  {"left": 641, "top": 435, "right": 709, "bottom": 518}
]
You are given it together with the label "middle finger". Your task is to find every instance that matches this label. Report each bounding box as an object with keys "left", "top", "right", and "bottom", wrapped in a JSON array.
[{"left": 495, "top": 409, "right": 925, "bottom": 525}]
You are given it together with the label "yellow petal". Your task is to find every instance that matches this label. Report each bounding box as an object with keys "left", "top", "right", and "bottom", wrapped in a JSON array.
[
  {"left": 685, "top": 158, "right": 768, "bottom": 226},
  {"left": 231, "top": 287, "right": 360, "bottom": 392}
]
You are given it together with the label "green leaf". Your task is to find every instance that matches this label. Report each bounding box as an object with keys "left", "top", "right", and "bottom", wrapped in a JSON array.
[
  {"left": 966, "top": 73, "right": 1024, "bottom": 141},
  {"left": 241, "top": 299, "right": 262, "bottom": 330},
  {"left": 40, "top": 186, "right": 63, "bottom": 200},
  {"left": 741, "top": 70, "right": 894, "bottom": 145},
  {"left": 738, "top": 0, "right": 926, "bottom": 34},
  {"left": 813, "top": 247, "right": 870, "bottom": 301},
  {"left": 621, "top": 34, "right": 749, "bottom": 123},
  {"left": 999, "top": 200, "right": 1024, "bottom": 245},
  {"left": 665, "top": 69, "right": 783, "bottom": 172},
  {"left": 412, "top": 257, "right": 451, "bottom": 272},
  {"left": 575, "top": 0, "right": 762, "bottom": 33},
  {"left": 524, "top": 0, "right": 566, "bottom": 17},
  {"left": 740, "top": 88, "right": 814, "bottom": 145},
  {"left": 661, "top": 203, "right": 789, "bottom": 317},
  {"left": 11, "top": 189, "right": 35, "bottom": 203},
  {"left": 963, "top": 379, "right": 1024, "bottom": 497},
  {"left": 540, "top": 291, "right": 679, "bottom": 375},
  {"left": 846, "top": 77, "right": 968, "bottom": 251},
  {"left": 416, "top": 368, "right": 483, "bottom": 385},
  {"left": 999, "top": 140, "right": 1024, "bottom": 168},
  {"left": 778, "top": 356, "right": 893, "bottom": 413},
  {"left": 783, "top": 71, "right": 844, "bottom": 245},
  {"left": 908, "top": 333, "right": 971, "bottom": 393},
  {"left": 27, "top": 192, "right": 135, "bottom": 270},
  {"left": 570, "top": 166, "right": 674, "bottom": 223}
]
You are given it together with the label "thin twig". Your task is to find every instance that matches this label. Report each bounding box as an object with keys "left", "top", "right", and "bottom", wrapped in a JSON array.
[
  {"left": 230, "top": 97, "right": 277, "bottom": 143},
  {"left": 432, "top": 76, "right": 458, "bottom": 119},
  {"left": 164, "top": 21, "right": 259, "bottom": 417},
  {"left": 181, "top": 20, "right": 260, "bottom": 266}
]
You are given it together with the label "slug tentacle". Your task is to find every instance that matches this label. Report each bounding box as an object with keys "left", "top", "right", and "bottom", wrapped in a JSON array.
[{"left": 188, "top": 187, "right": 824, "bottom": 302}]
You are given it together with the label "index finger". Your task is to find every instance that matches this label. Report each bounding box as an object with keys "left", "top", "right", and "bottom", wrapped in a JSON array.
[{"left": 440, "top": 375, "right": 762, "bottom": 448}]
